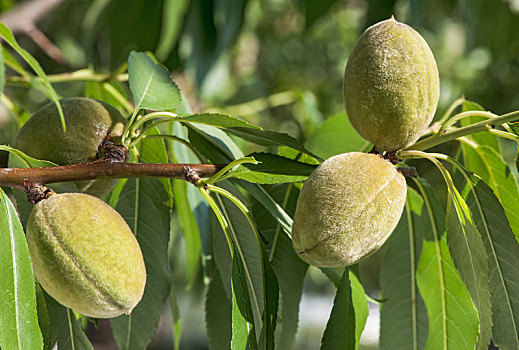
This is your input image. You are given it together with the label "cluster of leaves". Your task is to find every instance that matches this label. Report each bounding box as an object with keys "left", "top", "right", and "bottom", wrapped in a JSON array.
[{"left": 2, "top": 12, "right": 519, "bottom": 350}]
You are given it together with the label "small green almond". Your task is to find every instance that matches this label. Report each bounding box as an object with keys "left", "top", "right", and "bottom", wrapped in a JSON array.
[
  {"left": 292, "top": 152, "right": 407, "bottom": 267},
  {"left": 343, "top": 18, "right": 440, "bottom": 151},
  {"left": 27, "top": 193, "right": 146, "bottom": 318}
]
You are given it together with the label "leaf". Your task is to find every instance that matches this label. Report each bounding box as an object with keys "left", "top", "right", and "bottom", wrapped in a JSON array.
[
  {"left": 205, "top": 257, "right": 232, "bottom": 350},
  {"left": 3, "top": 145, "right": 57, "bottom": 168},
  {"left": 305, "top": 112, "right": 370, "bottom": 159},
  {"left": 213, "top": 182, "right": 266, "bottom": 342},
  {"left": 460, "top": 100, "right": 500, "bottom": 152},
  {"left": 155, "top": 0, "right": 190, "bottom": 61},
  {"left": 350, "top": 272, "right": 368, "bottom": 347},
  {"left": 186, "top": 124, "right": 243, "bottom": 163},
  {"left": 415, "top": 178, "right": 479, "bottom": 350},
  {"left": 231, "top": 253, "right": 258, "bottom": 350},
  {"left": 252, "top": 183, "right": 307, "bottom": 349},
  {"left": 173, "top": 179, "right": 201, "bottom": 285},
  {"left": 225, "top": 127, "right": 321, "bottom": 160},
  {"left": 0, "top": 22, "right": 64, "bottom": 129},
  {"left": 128, "top": 51, "right": 182, "bottom": 111},
  {"left": 110, "top": 178, "right": 171, "bottom": 350},
  {"left": 260, "top": 258, "right": 279, "bottom": 350},
  {"left": 227, "top": 152, "right": 316, "bottom": 184},
  {"left": 180, "top": 113, "right": 261, "bottom": 130},
  {"left": 0, "top": 188, "right": 43, "bottom": 350},
  {"left": 380, "top": 188, "right": 429, "bottom": 350},
  {"left": 417, "top": 236, "right": 479, "bottom": 349},
  {"left": 463, "top": 177, "right": 519, "bottom": 349},
  {"left": 35, "top": 284, "right": 51, "bottom": 350},
  {"left": 0, "top": 42, "right": 4, "bottom": 93},
  {"left": 446, "top": 186, "right": 492, "bottom": 349},
  {"left": 461, "top": 144, "right": 519, "bottom": 240},
  {"left": 320, "top": 268, "right": 356, "bottom": 350},
  {"left": 57, "top": 308, "right": 93, "bottom": 350}
]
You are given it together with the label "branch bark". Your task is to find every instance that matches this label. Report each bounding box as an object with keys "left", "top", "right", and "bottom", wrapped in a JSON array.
[{"left": 0, "top": 159, "right": 226, "bottom": 191}]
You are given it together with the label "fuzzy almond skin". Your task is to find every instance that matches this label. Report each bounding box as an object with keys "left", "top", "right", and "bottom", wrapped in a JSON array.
[
  {"left": 27, "top": 193, "right": 146, "bottom": 318},
  {"left": 12, "top": 97, "right": 127, "bottom": 196},
  {"left": 292, "top": 152, "right": 407, "bottom": 267},
  {"left": 343, "top": 18, "right": 439, "bottom": 151}
]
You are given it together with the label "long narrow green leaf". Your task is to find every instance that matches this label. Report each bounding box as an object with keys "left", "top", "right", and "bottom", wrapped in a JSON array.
[
  {"left": 232, "top": 254, "right": 258, "bottom": 350},
  {"left": 462, "top": 144, "right": 519, "bottom": 240},
  {"left": 380, "top": 188, "right": 428, "bottom": 350},
  {"left": 0, "top": 42, "right": 4, "bottom": 93},
  {"left": 57, "top": 308, "right": 94, "bottom": 350},
  {"left": 110, "top": 178, "right": 171, "bottom": 350},
  {"left": 0, "top": 188, "right": 43, "bottom": 350},
  {"left": 180, "top": 113, "right": 261, "bottom": 130},
  {"left": 415, "top": 179, "right": 479, "bottom": 349},
  {"left": 446, "top": 196, "right": 492, "bottom": 349},
  {"left": 169, "top": 285, "right": 182, "bottom": 350},
  {"left": 0, "top": 22, "right": 64, "bottom": 129},
  {"left": 350, "top": 272, "right": 368, "bottom": 347},
  {"left": 463, "top": 176, "right": 519, "bottom": 349},
  {"left": 320, "top": 268, "right": 356, "bottom": 350}
]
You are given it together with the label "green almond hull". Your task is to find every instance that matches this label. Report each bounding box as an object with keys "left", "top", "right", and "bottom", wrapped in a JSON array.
[
  {"left": 292, "top": 152, "right": 407, "bottom": 267},
  {"left": 27, "top": 193, "right": 146, "bottom": 318},
  {"left": 343, "top": 18, "right": 440, "bottom": 151}
]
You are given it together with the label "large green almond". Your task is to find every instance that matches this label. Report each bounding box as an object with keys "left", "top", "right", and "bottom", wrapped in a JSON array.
[
  {"left": 27, "top": 193, "right": 146, "bottom": 318},
  {"left": 12, "top": 97, "right": 127, "bottom": 196},
  {"left": 343, "top": 18, "right": 440, "bottom": 151},
  {"left": 292, "top": 152, "right": 407, "bottom": 267}
]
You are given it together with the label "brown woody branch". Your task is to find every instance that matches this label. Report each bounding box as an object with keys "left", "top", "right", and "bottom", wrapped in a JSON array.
[{"left": 0, "top": 159, "right": 226, "bottom": 192}]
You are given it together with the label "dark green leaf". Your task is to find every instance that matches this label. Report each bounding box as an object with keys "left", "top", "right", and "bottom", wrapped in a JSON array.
[
  {"left": 110, "top": 178, "right": 171, "bottom": 350},
  {"left": 0, "top": 188, "right": 43, "bottom": 350},
  {"left": 446, "top": 188, "right": 492, "bottom": 349},
  {"left": 231, "top": 254, "right": 258, "bottom": 350},
  {"left": 57, "top": 308, "right": 93, "bottom": 350},
  {"left": 128, "top": 51, "right": 182, "bottom": 111},
  {"left": 35, "top": 284, "right": 51, "bottom": 350},
  {"left": 228, "top": 152, "right": 316, "bottom": 184},
  {"left": 225, "top": 127, "right": 321, "bottom": 160},
  {"left": 300, "top": 0, "right": 340, "bottom": 29},
  {"left": 260, "top": 258, "right": 279, "bottom": 350},
  {"left": 463, "top": 177, "right": 519, "bottom": 349},
  {"left": 380, "top": 188, "right": 429, "bottom": 350},
  {"left": 305, "top": 112, "right": 370, "bottom": 159},
  {"left": 320, "top": 269, "right": 356, "bottom": 350},
  {"left": 462, "top": 144, "right": 519, "bottom": 240},
  {"left": 181, "top": 113, "right": 261, "bottom": 130},
  {"left": 205, "top": 257, "right": 232, "bottom": 350},
  {"left": 169, "top": 285, "right": 182, "bottom": 350}
]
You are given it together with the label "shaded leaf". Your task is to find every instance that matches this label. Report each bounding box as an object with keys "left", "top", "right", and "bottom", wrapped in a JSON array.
[
  {"left": 0, "top": 188, "right": 43, "bottom": 350},
  {"left": 463, "top": 176, "right": 519, "bottom": 349},
  {"left": 462, "top": 144, "right": 519, "bottom": 240},
  {"left": 57, "top": 308, "right": 93, "bottom": 350},
  {"left": 110, "top": 178, "right": 171, "bottom": 350},
  {"left": 460, "top": 100, "right": 500, "bottom": 152},
  {"left": 305, "top": 112, "right": 370, "bottom": 159},
  {"left": 3, "top": 145, "right": 57, "bottom": 168},
  {"left": 320, "top": 269, "right": 356, "bottom": 350},
  {"left": 0, "top": 42, "right": 4, "bottom": 93},
  {"left": 181, "top": 113, "right": 261, "bottom": 130},
  {"left": 128, "top": 51, "right": 182, "bottom": 112},
  {"left": 380, "top": 189, "right": 428, "bottom": 350},
  {"left": 155, "top": 0, "right": 190, "bottom": 61}
]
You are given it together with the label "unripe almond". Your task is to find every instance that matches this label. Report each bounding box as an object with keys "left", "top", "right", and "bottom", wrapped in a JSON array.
[
  {"left": 292, "top": 152, "right": 407, "bottom": 267},
  {"left": 343, "top": 17, "right": 440, "bottom": 151},
  {"left": 12, "top": 97, "right": 127, "bottom": 196},
  {"left": 26, "top": 193, "right": 146, "bottom": 318}
]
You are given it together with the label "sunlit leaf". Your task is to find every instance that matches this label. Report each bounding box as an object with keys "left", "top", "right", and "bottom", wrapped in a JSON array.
[
  {"left": 128, "top": 51, "right": 182, "bottom": 112},
  {"left": 0, "top": 188, "right": 43, "bottom": 350}
]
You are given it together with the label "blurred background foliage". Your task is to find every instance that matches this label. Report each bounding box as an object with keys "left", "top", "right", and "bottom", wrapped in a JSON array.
[{"left": 1, "top": 0, "right": 519, "bottom": 348}]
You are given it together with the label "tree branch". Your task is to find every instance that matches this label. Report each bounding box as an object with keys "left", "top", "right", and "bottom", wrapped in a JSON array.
[{"left": 0, "top": 159, "right": 226, "bottom": 191}]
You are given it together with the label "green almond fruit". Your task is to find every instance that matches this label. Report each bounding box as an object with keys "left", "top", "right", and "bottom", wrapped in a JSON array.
[
  {"left": 292, "top": 152, "right": 407, "bottom": 267},
  {"left": 343, "top": 17, "right": 440, "bottom": 151},
  {"left": 12, "top": 97, "right": 127, "bottom": 196},
  {"left": 27, "top": 193, "right": 146, "bottom": 318}
]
